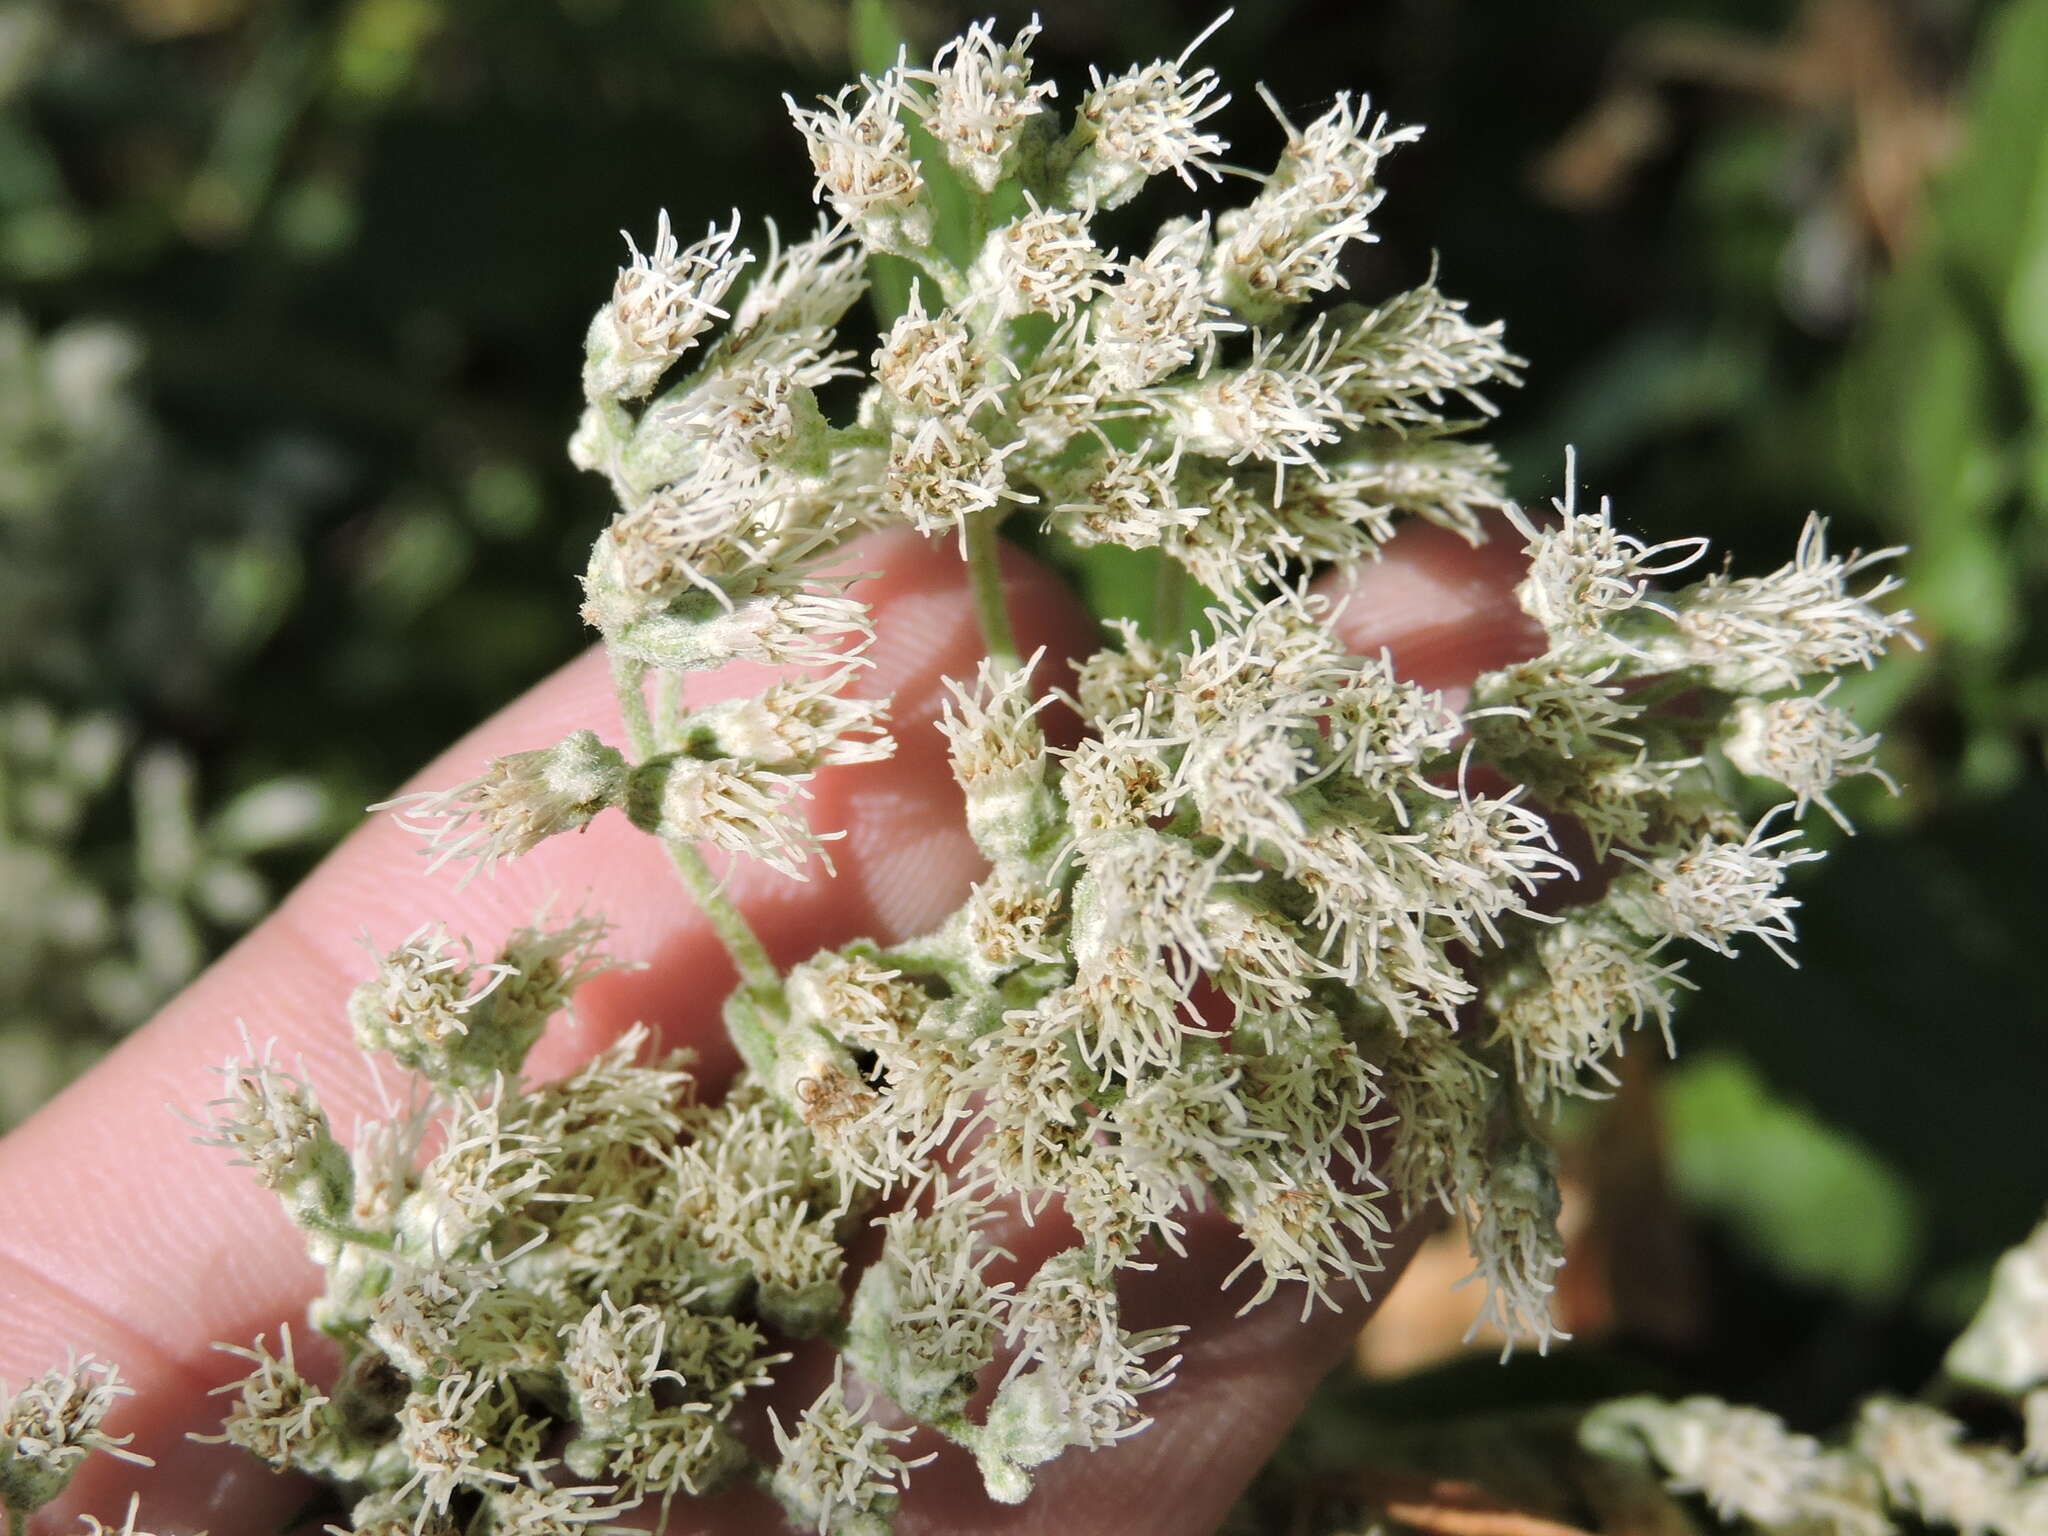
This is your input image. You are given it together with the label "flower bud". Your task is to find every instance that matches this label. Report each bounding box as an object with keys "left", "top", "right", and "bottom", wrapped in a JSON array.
[
  {"left": 378, "top": 731, "right": 628, "bottom": 879},
  {"left": 201, "top": 1049, "right": 352, "bottom": 1230}
]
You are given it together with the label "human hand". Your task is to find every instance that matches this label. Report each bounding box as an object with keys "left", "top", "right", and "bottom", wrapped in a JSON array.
[{"left": 0, "top": 521, "right": 1540, "bottom": 1535}]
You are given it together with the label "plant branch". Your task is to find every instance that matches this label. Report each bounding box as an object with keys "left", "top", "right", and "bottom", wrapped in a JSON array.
[
  {"left": 963, "top": 512, "right": 1021, "bottom": 671},
  {"left": 661, "top": 837, "right": 782, "bottom": 995},
  {"left": 610, "top": 650, "right": 657, "bottom": 759},
  {"left": 610, "top": 649, "right": 781, "bottom": 995}
]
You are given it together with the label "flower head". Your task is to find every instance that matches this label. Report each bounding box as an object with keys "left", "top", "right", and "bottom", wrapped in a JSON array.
[
  {"left": 1072, "top": 12, "right": 1234, "bottom": 207},
  {"left": 2, "top": 1358, "right": 149, "bottom": 1516},
  {"left": 911, "top": 18, "right": 1057, "bottom": 194},
  {"left": 585, "top": 213, "right": 752, "bottom": 402},
  {"left": 376, "top": 731, "right": 628, "bottom": 880},
  {"left": 786, "top": 71, "right": 930, "bottom": 252}
]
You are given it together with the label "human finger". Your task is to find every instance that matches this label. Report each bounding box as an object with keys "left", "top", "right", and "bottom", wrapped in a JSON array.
[{"left": 0, "top": 527, "right": 1093, "bottom": 1531}]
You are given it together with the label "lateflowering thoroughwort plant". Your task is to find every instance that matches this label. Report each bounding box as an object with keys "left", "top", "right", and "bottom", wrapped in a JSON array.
[{"left": 0, "top": 13, "right": 1914, "bottom": 1536}]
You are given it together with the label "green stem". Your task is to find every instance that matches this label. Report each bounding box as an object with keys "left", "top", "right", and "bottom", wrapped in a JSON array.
[
  {"left": 610, "top": 650, "right": 656, "bottom": 758},
  {"left": 653, "top": 668, "right": 685, "bottom": 751},
  {"left": 909, "top": 248, "right": 970, "bottom": 309},
  {"left": 967, "top": 189, "right": 991, "bottom": 263},
  {"left": 303, "top": 1215, "right": 397, "bottom": 1252},
  {"left": 832, "top": 424, "right": 892, "bottom": 451},
  {"left": 964, "top": 512, "right": 1021, "bottom": 671},
  {"left": 662, "top": 837, "right": 781, "bottom": 994},
  {"left": 609, "top": 649, "right": 780, "bottom": 995}
]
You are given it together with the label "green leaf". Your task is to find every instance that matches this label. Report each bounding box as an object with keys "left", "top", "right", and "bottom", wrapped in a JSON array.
[
  {"left": 1938, "top": 0, "right": 2048, "bottom": 407},
  {"left": 353, "top": 497, "right": 473, "bottom": 622},
  {"left": 331, "top": 0, "right": 446, "bottom": 104},
  {"left": 1664, "top": 1052, "right": 1921, "bottom": 1303},
  {"left": 865, "top": 252, "right": 918, "bottom": 331},
  {"left": 1831, "top": 250, "right": 2021, "bottom": 667},
  {"left": 1683, "top": 788, "right": 2048, "bottom": 1278},
  {"left": 1070, "top": 544, "right": 1159, "bottom": 629},
  {"left": 199, "top": 537, "right": 304, "bottom": 658},
  {"left": 849, "top": 0, "right": 904, "bottom": 78}
]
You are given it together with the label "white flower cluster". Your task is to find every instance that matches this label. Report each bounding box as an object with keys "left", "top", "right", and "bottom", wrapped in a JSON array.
[
  {"left": 145, "top": 13, "right": 1916, "bottom": 1535},
  {"left": 196, "top": 1033, "right": 354, "bottom": 1229},
  {"left": 1, "top": 1356, "right": 149, "bottom": 1524},
  {"left": 770, "top": 1363, "right": 931, "bottom": 1536},
  {"left": 1949, "top": 1212, "right": 2048, "bottom": 1398},
  {"left": 567, "top": 204, "right": 888, "bottom": 885},
  {"left": 342, "top": 918, "right": 618, "bottom": 1090},
  {"left": 199, "top": 936, "right": 835, "bottom": 1531},
  {"left": 1587, "top": 1394, "right": 1891, "bottom": 1536},
  {"left": 1581, "top": 1211, "right": 2048, "bottom": 1536}
]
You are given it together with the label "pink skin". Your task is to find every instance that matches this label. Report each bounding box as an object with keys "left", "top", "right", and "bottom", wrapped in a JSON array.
[{"left": 0, "top": 520, "right": 1543, "bottom": 1535}]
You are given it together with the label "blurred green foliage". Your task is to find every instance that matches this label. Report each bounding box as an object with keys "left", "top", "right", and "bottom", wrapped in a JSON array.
[
  {"left": 2, "top": 0, "right": 2045, "bottom": 1520},
  {"left": 0, "top": 307, "right": 333, "bottom": 1117},
  {"left": 1664, "top": 1053, "right": 1920, "bottom": 1306},
  {"left": 1829, "top": 0, "right": 2048, "bottom": 793}
]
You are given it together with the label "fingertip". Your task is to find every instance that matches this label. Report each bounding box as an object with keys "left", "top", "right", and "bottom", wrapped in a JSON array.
[
  {"left": 0, "top": 523, "right": 1101, "bottom": 1535},
  {"left": 840, "top": 525, "right": 1096, "bottom": 711},
  {"left": 1316, "top": 515, "right": 1545, "bottom": 693}
]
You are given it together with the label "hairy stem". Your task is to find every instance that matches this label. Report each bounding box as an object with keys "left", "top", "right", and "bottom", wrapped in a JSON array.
[
  {"left": 610, "top": 650, "right": 657, "bottom": 759},
  {"left": 661, "top": 839, "right": 782, "bottom": 995},
  {"left": 610, "top": 650, "right": 781, "bottom": 996},
  {"left": 912, "top": 249, "right": 970, "bottom": 310},
  {"left": 653, "top": 668, "right": 685, "bottom": 750},
  {"left": 964, "top": 512, "right": 1021, "bottom": 671},
  {"left": 304, "top": 1216, "right": 397, "bottom": 1253},
  {"left": 967, "top": 188, "right": 992, "bottom": 264}
]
